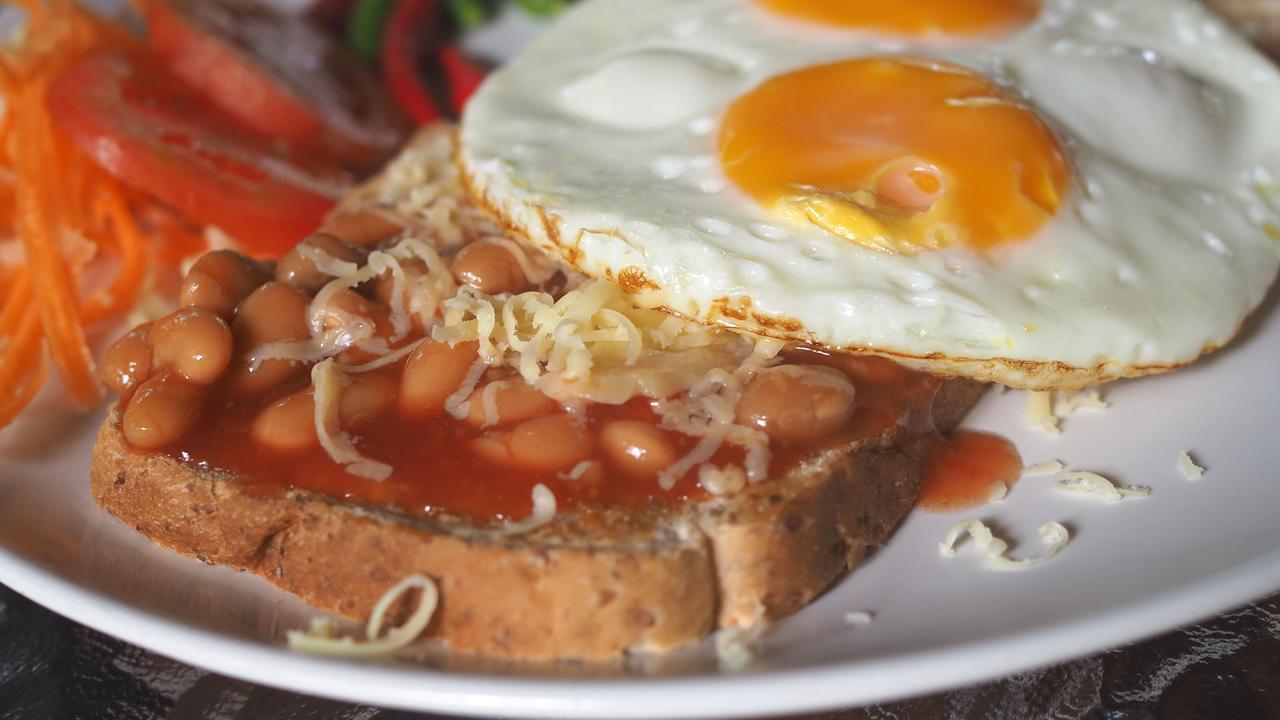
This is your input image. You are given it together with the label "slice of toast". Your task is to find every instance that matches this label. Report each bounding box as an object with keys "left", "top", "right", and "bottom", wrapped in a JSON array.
[
  {"left": 88, "top": 125, "right": 989, "bottom": 661},
  {"left": 90, "top": 377, "right": 984, "bottom": 661}
]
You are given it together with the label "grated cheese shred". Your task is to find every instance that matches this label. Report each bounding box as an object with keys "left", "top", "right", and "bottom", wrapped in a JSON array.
[
  {"left": 433, "top": 281, "right": 649, "bottom": 386},
  {"left": 939, "top": 519, "right": 1070, "bottom": 570},
  {"left": 1022, "top": 459, "right": 1065, "bottom": 475},
  {"left": 1053, "top": 470, "right": 1150, "bottom": 502},
  {"left": 559, "top": 460, "right": 598, "bottom": 481},
  {"left": 478, "top": 379, "right": 502, "bottom": 427},
  {"left": 312, "top": 359, "right": 392, "bottom": 481},
  {"left": 500, "top": 483, "right": 557, "bottom": 535},
  {"left": 1025, "top": 391, "right": 1060, "bottom": 435},
  {"left": 1177, "top": 450, "right": 1205, "bottom": 480},
  {"left": 443, "top": 358, "right": 489, "bottom": 419},
  {"left": 714, "top": 602, "right": 768, "bottom": 672},
  {"left": 661, "top": 432, "right": 725, "bottom": 491},
  {"left": 699, "top": 464, "right": 747, "bottom": 496},
  {"left": 715, "top": 624, "right": 764, "bottom": 671},
  {"left": 1025, "top": 390, "right": 1108, "bottom": 435},
  {"left": 287, "top": 574, "right": 438, "bottom": 657},
  {"left": 336, "top": 338, "right": 425, "bottom": 374},
  {"left": 297, "top": 242, "right": 359, "bottom": 277},
  {"left": 655, "top": 367, "right": 770, "bottom": 490},
  {"left": 385, "top": 236, "right": 457, "bottom": 330},
  {"left": 1053, "top": 389, "right": 1109, "bottom": 415},
  {"left": 987, "top": 481, "right": 1009, "bottom": 502}
]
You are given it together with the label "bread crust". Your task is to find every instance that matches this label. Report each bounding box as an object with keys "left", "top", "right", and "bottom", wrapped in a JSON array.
[{"left": 90, "top": 377, "right": 985, "bottom": 661}]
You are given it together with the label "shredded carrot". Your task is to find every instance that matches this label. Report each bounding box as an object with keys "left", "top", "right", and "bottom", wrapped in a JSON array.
[
  {"left": 138, "top": 200, "right": 207, "bottom": 268},
  {"left": 13, "top": 80, "right": 100, "bottom": 407},
  {"left": 0, "top": 272, "right": 32, "bottom": 339},
  {"left": 0, "top": 272, "right": 41, "bottom": 413},
  {"left": 0, "top": 268, "right": 17, "bottom": 316},
  {"left": 0, "top": 1, "right": 205, "bottom": 429},
  {"left": 81, "top": 180, "right": 147, "bottom": 324},
  {"left": 0, "top": 310, "right": 47, "bottom": 428},
  {"left": 0, "top": 105, "right": 13, "bottom": 150}
]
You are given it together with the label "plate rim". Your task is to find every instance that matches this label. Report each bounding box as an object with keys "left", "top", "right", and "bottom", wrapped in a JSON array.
[{"left": 3, "top": 538, "right": 1279, "bottom": 718}]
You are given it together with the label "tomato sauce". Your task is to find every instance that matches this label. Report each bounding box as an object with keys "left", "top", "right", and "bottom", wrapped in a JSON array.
[
  {"left": 157, "top": 353, "right": 945, "bottom": 525},
  {"left": 918, "top": 430, "right": 1022, "bottom": 512}
]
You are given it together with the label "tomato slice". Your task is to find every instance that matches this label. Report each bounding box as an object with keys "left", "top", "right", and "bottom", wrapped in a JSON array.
[
  {"left": 146, "top": 0, "right": 406, "bottom": 169},
  {"left": 47, "top": 51, "right": 349, "bottom": 256}
]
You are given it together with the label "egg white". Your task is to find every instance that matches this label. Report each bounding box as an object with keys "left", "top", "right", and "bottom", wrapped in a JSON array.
[{"left": 460, "top": 0, "right": 1280, "bottom": 389}]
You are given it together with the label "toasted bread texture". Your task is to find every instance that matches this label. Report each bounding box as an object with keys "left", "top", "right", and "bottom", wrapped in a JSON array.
[
  {"left": 89, "top": 124, "right": 988, "bottom": 660},
  {"left": 90, "top": 377, "right": 985, "bottom": 661}
]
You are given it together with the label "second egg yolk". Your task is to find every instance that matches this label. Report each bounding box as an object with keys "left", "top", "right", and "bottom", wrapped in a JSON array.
[
  {"left": 717, "top": 57, "right": 1072, "bottom": 255},
  {"left": 758, "top": 0, "right": 1040, "bottom": 38}
]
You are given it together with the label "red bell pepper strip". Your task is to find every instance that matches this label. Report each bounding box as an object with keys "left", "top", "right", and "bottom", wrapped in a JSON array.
[
  {"left": 439, "top": 44, "right": 486, "bottom": 114},
  {"left": 382, "top": 0, "right": 442, "bottom": 124},
  {"left": 381, "top": 0, "right": 488, "bottom": 123}
]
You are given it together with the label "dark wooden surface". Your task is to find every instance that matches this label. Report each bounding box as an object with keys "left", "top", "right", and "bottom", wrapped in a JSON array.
[{"left": 2, "top": 582, "right": 1277, "bottom": 720}]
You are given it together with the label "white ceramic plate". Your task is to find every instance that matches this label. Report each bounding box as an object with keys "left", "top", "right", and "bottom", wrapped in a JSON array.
[
  {"left": 6, "top": 9, "right": 1280, "bottom": 719},
  {"left": 3, "top": 286, "right": 1280, "bottom": 718}
]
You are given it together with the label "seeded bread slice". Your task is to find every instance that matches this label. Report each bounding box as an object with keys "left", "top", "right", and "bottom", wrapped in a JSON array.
[
  {"left": 89, "top": 377, "right": 984, "bottom": 661},
  {"left": 89, "top": 124, "right": 988, "bottom": 660}
]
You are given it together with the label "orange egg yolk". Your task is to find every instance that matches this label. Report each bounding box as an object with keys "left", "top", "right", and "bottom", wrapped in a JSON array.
[
  {"left": 758, "top": 0, "right": 1040, "bottom": 38},
  {"left": 717, "top": 57, "right": 1072, "bottom": 254}
]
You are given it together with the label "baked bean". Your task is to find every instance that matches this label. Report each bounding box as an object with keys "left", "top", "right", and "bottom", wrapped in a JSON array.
[
  {"left": 507, "top": 414, "right": 594, "bottom": 471},
  {"left": 122, "top": 372, "right": 203, "bottom": 449},
  {"left": 226, "top": 282, "right": 312, "bottom": 396},
  {"left": 150, "top": 308, "right": 233, "bottom": 385},
  {"left": 736, "top": 365, "right": 857, "bottom": 443},
  {"left": 180, "top": 250, "right": 271, "bottom": 318},
  {"left": 250, "top": 371, "right": 396, "bottom": 451},
  {"left": 567, "top": 460, "right": 605, "bottom": 489},
  {"left": 341, "top": 370, "right": 397, "bottom": 426},
  {"left": 783, "top": 346, "right": 916, "bottom": 390},
  {"left": 468, "top": 435, "right": 511, "bottom": 465},
  {"left": 99, "top": 323, "right": 152, "bottom": 395},
  {"left": 313, "top": 288, "right": 394, "bottom": 364},
  {"left": 252, "top": 389, "right": 316, "bottom": 452},
  {"left": 373, "top": 257, "right": 418, "bottom": 304},
  {"left": 316, "top": 287, "right": 387, "bottom": 326},
  {"left": 469, "top": 413, "right": 594, "bottom": 472},
  {"left": 275, "top": 233, "right": 368, "bottom": 294},
  {"left": 451, "top": 239, "right": 529, "bottom": 295},
  {"left": 599, "top": 420, "right": 679, "bottom": 480},
  {"left": 398, "top": 339, "right": 479, "bottom": 417},
  {"left": 834, "top": 354, "right": 913, "bottom": 386},
  {"left": 320, "top": 207, "right": 404, "bottom": 247},
  {"left": 465, "top": 378, "right": 558, "bottom": 427}
]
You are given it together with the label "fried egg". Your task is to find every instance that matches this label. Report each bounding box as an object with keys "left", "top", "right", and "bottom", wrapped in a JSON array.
[{"left": 459, "top": 0, "right": 1280, "bottom": 389}]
